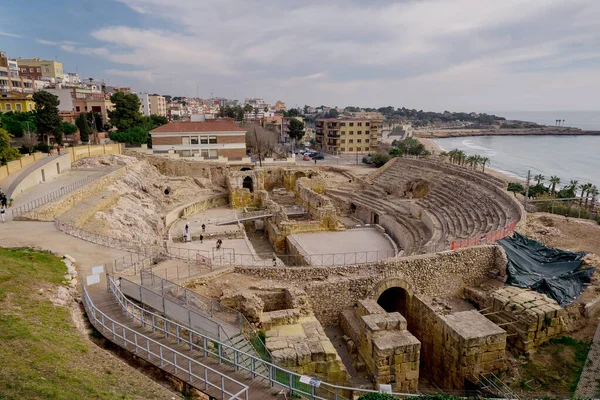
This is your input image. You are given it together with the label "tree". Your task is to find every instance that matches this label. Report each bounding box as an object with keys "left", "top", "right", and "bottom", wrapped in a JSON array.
[
  {"left": 0, "top": 128, "right": 21, "bottom": 165},
  {"left": 33, "top": 90, "right": 63, "bottom": 145},
  {"left": 244, "top": 124, "right": 277, "bottom": 167},
  {"left": 75, "top": 112, "right": 93, "bottom": 143},
  {"left": 109, "top": 126, "right": 149, "bottom": 145},
  {"left": 286, "top": 108, "right": 301, "bottom": 117},
  {"left": 569, "top": 180, "right": 579, "bottom": 192},
  {"left": 549, "top": 175, "right": 561, "bottom": 195},
  {"left": 589, "top": 186, "right": 599, "bottom": 209},
  {"left": 20, "top": 134, "right": 38, "bottom": 155},
  {"left": 149, "top": 114, "right": 168, "bottom": 128},
  {"left": 263, "top": 106, "right": 269, "bottom": 112},
  {"left": 371, "top": 152, "right": 391, "bottom": 167},
  {"left": 507, "top": 182, "right": 524, "bottom": 197},
  {"left": 584, "top": 184, "right": 594, "bottom": 208},
  {"left": 62, "top": 122, "right": 78, "bottom": 136},
  {"left": 287, "top": 118, "right": 305, "bottom": 142},
  {"left": 323, "top": 109, "right": 338, "bottom": 118},
  {"left": 534, "top": 174, "right": 545, "bottom": 186},
  {"left": 243, "top": 104, "right": 253, "bottom": 113},
  {"left": 108, "top": 92, "right": 143, "bottom": 131},
  {"left": 480, "top": 157, "right": 490, "bottom": 172}
]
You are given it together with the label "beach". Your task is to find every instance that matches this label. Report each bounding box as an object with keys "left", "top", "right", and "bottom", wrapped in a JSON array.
[{"left": 416, "top": 137, "right": 523, "bottom": 183}]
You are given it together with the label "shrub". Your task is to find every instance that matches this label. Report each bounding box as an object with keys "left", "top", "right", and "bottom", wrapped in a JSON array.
[
  {"left": 371, "top": 152, "right": 391, "bottom": 168},
  {"left": 109, "top": 127, "right": 149, "bottom": 145}
]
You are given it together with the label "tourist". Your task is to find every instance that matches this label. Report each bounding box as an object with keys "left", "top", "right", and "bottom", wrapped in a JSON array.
[
  {"left": 184, "top": 223, "right": 190, "bottom": 242},
  {"left": 201, "top": 223, "right": 206, "bottom": 233},
  {"left": 56, "top": 145, "right": 61, "bottom": 156},
  {"left": 0, "top": 206, "right": 5, "bottom": 223},
  {"left": 272, "top": 256, "right": 277, "bottom": 267},
  {"left": 216, "top": 238, "right": 222, "bottom": 250},
  {"left": 0, "top": 193, "right": 7, "bottom": 208},
  {"left": 199, "top": 234, "right": 203, "bottom": 243}
]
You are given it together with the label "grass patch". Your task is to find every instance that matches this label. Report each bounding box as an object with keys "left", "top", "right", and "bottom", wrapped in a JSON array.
[
  {"left": 0, "top": 247, "right": 174, "bottom": 399},
  {"left": 513, "top": 335, "right": 591, "bottom": 396}
]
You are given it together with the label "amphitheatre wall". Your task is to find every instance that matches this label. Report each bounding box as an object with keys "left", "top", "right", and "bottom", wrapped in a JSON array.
[
  {"left": 295, "top": 177, "right": 340, "bottom": 230},
  {"left": 16, "top": 167, "right": 127, "bottom": 221},
  {"left": 235, "top": 245, "right": 506, "bottom": 326}
]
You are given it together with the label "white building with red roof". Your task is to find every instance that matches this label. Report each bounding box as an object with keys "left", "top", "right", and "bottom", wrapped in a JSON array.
[{"left": 149, "top": 117, "right": 247, "bottom": 160}]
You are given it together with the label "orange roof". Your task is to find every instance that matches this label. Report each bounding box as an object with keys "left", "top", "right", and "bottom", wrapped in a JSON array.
[{"left": 150, "top": 119, "right": 246, "bottom": 133}]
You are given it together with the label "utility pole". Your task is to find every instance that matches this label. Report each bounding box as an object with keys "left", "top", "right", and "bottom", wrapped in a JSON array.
[{"left": 523, "top": 170, "right": 531, "bottom": 208}]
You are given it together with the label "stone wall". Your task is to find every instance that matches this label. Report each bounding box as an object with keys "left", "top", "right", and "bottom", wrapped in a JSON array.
[
  {"left": 9, "top": 153, "right": 72, "bottom": 199},
  {"left": 467, "top": 286, "right": 565, "bottom": 353},
  {"left": 16, "top": 167, "right": 127, "bottom": 221},
  {"left": 295, "top": 177, "right": 341, "bottom": 230},
  {"left": 340, "top": 300, "right": 420, "bottom": 392},
  {"left": 235, "top": 245, "right": 505, "bottom": 325},
  {"left": 63, "top": 190, "right": 120, "bottom": 227}
]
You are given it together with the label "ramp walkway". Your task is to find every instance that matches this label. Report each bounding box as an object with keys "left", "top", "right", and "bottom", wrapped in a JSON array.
[
  {"left": 1, "top": 153, "right": 68, "bottom": 199},
  {"left": 216, "top": 206, "right": 306, "bottom": 226}
]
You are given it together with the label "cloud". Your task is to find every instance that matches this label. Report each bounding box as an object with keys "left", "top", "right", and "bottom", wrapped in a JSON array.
[
  {"left": 56, "top": 0, "right": 600, "bottom": 110},
  {"left": 0, "top": 31, "right": 22, "bottom": 38}
]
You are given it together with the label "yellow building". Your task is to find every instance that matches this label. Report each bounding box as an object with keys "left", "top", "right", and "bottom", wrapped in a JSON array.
[
  {"left": 0, "top": 92, "right": 35, "bottom": 113},
  {"left": 149, "top": 94, "right": 167, "bottom": 117},
  {"left": 16, "top": 57, "right": 64, "bottom": 80},
  {"left": 315, "top": 118, "right": 380, "bottom": 154}
]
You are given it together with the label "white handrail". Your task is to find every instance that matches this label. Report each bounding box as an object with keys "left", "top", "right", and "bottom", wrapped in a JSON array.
[
  {"left": 107, "top": 275, "right": 418, "bottom": 399},
  {"left": 81, "top": 283, "right": 249, "bottom": 400}
]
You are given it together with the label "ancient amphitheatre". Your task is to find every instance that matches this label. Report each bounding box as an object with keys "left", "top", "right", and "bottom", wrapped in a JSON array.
[{"left": 1, "top": 144, "right": 599, "bottom": 399}]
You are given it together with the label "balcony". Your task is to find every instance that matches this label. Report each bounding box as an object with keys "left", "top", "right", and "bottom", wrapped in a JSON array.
[
  {"left": 327, "top": 130, "right": 340, "bottom": 137},
  {"left": 315, "top": 121, "right": 324, "bottom": 128},
  {"left": 316, "top": 128, "right": 324, "bottom": 135}
]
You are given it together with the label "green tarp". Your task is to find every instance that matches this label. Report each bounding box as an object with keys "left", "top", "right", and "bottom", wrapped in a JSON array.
[{"left": 497, "top": 233, "right": 595, "bottom": 306}]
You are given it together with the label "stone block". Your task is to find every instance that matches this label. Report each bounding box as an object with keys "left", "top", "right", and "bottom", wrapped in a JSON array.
[
  {"left": 272, "top": 348, "right": 298, "bottom": 367},
  {"left": 321, "top": 340, "right": 338, "bottom": 362},
  {"left": 356, "top": 299, "right": 385, "bottom": 317},
  {"left": 294, "top": 343, "right": 311, "bottom": 365},
  {"left": 308, "top": 340, "right": 325, "bottom": 362}
]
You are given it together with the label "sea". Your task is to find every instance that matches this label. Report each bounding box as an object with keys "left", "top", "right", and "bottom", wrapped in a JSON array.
[{"left": 433, "top": 111, "right": 600, "bottom": 188}]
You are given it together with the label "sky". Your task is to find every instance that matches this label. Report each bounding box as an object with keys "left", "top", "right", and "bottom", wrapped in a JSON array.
[{"left": 1, "top": 0, "right": 600, "bottom": 112}]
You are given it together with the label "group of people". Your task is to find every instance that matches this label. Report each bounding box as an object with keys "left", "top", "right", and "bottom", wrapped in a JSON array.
[
  {"left": 0, "top": 189, "right": 7, "bottom": 223},
  {"left": 183, "top": 222, "right": 224, "bottom": 249}
]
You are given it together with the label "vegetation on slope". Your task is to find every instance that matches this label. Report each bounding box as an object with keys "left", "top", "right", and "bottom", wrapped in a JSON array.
[{"left": 0, "top": 247, "right": 177, "bottom": 399}]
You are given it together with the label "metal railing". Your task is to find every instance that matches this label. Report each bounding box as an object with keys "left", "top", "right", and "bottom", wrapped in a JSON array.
[
  {"left": 82, "top": 281, "right": 249, "bottom": 400},
  {"left": 111, "top": 251, "right": 163, "bottom": 275},
  {"left": 139, "top": 270, "right": 271, "bottom": 362},
  {"left": 55, "top": 220, "right": 154, "bottom": 253},
  {"left": 107, "top": 275, "right": 417, "bottom": 399},
  {"left": 12, "top": 173, "right": 102, "bottom": 218}
]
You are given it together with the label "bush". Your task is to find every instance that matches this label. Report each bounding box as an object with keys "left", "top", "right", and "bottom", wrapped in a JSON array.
[
  {"left": 109, "top": 127, "right": 149, "bottom": 145},
  {"left": 371, "top": 152, "right": 391, "bottom": 168},
  {"left": 34, "top": 142, "right": 51, "bottom": 153}
]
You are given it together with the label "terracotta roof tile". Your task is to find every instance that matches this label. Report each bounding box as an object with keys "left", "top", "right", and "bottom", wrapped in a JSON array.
[{"left": 150, "top": 120, "right": 246, "bottom": 133}]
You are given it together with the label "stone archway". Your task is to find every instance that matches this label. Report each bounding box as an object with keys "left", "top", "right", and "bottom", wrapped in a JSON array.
[
  {"left": 243, "top": 176, "right": 254, "bottom": 192},
  {"left": 371, "top": 277, "right": 414, "bottom": 317}
]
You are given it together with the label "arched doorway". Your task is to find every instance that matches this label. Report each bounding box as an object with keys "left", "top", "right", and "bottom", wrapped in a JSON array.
[
  {"left": 243, "top": 176, "right": 254, "bottom": 192},
  {"left": 377, "top": 287, "right": 408, "bottom": 316},
  {"left": 240, "top": 167, "right": 252, "bottom": 171}
]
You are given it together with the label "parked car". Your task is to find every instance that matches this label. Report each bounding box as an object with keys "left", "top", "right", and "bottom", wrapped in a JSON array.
[
  {"left": 302, "top": 155, "right": 312, "bottom": 161},
  {"left": 311, "top": 153, "right": 325, "bottom": 160},
  {"left": 362, "top": 156, "right": 373, "bottom": 164}
]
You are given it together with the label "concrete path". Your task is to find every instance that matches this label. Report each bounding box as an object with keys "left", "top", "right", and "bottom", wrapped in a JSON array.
[
  {"left": 575, "top": 318, "right": 600, "bottom": 399},
  {"left": 0, "top": 153, "right": 66, "bottom": 197}
]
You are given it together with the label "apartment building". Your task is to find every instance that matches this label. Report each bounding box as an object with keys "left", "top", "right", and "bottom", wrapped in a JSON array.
[
  {"left": 16, "top": 57, "right": 64, "bottom": 80},
  {"left": 150, "top": 118, "right": 246, "bottom": 159},
  {"left": 315, "top": 118, "right": 380, "bottom": 154},
  {"left": 149, "top": 94, "right": 167, "bottom": 117},
  {"left": 0, "top": 92, "right": 35, "bottom": 112},
  {"left": 72, "top": 92, "right": 114, "bottom": 124},
  {"left": 0, "top": 52, "right": 34, "bottom": 93},
  {"left": 136, "top": 92, "right": 151, "bottom": 116}
]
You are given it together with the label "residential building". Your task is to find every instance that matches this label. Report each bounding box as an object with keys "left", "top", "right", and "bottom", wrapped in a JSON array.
[
  {"left": 0, "top": 92, "right": 35, "bottom": 113},
  {"left": 62, "top": 72, "right": 81, "bottom": 85},
  {"left": 16, "top": 57, "right": 64, "bottom": 80},
  {"left": 149, "top": 94, "right": 167, "bottom": 117},
  {"left": 315, "top": 118, "right": 380, "bottom": 154},
  {"left": 281, "top": 116, "right": 303, "bottom": 144},
  {"left": 243, "top": 98, "right": 266, "bottom": 108},
  {"left": 104, "top": 86, "right": 133, "bottom": 94},
  {"left": 380, "top": 124, "right": 413, "bottom": 144},
  {"left": 136, "top": 92, "right": 151, "bottom": 116},
  {"left": 45, "top": 88, "right": 75, "bottom": 112},
  {"left": 72, "top": 92, "right": 114, "bottom": 124},
  {"left": 273, "top": 100, "right": 286, "bottom": 112},
  {"left": 149, "top": 118, "right": 246, "bottom": 159},
  {"left": 350, "top": 111, "right": 384, "bottom": 120}
]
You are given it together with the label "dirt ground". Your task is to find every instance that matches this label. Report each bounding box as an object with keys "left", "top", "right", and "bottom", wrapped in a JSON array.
[{"left": 186, "top": 272, "right": 264, "bottom": 299}]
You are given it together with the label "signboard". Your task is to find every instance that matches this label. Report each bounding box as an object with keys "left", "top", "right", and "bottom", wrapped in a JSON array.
[
  {"left": 92, "top": 265, "right": 104, "bottom": 275},
  {"left": 379, "top": 384, "right": 392, "bottom": 394},
  {"left": 86, "top": 274, "right": 100, "bottom": 286},
  {"left": 299, "top": 375, "right": 322, "bottom": 387}
]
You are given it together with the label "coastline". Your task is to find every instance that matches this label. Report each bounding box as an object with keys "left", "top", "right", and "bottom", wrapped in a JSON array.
[
  {"left": 415, "top": 127, "right": 600, "bottom": 139},
  {"left": 416, "top": 137, "right": 524, "bottom": 184}
]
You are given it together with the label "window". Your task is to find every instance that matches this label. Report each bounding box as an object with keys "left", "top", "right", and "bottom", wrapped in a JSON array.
[
  {"left": 201, "top": 149, "right": 209, "bottom": 157},
  {"left": 349, "top": 122, "right": 354, "bottom": 127},
  {"left": 349, "top": 131, "right": 354, "bottom": 135},
  {"left": 341, "top": 139, "right": 346, "bottom": 144},
  {"left": 36, "top": 68, "right": 41, "bottom": 73},
  {"left": 5, "top": 104, "right": 11, "bottom": 111},
  {"left": 365, "top": 122, "right": 370, "bottom": 126},
  {"left": 365, "top": 139, "right": 370, "bottom": 143},
  {"left": 209, "top": 149, "right": 218, "bottom": 158},
  {"left": 191, "top": 136, "right": 199, "bottom": 144},
  {"left": 357, "top": 130, "right": 362, "bottom": 134},
  {"left": 357, "top": 122, "right": 362, "bottom": 126},
  {"left": 16, "top": 103, "right": 22, "bottom": 111},
  {"left": 29, "top": 68, "right": 33, "bottom": 72},
  {"left": 200, "top": 136, "right": 208, "bottom": 144},
  {"left": 44, "top": 68, "right": 50, "bottom": 73},
  {"left": 357, "top": 139, "right": 361, "bottom": 143},
  {"left": 340, "top": 122, "right": 346, "bottom": 126},
  {"left": 349, "top": 139, "right": 353, "bottom": 143},
  {"left": 182, "top": 137, "right": 190, "bottom": 145},
  {"left": 28, "top": 104, "right": 33, "bottom": 111},
  {"left": 349, "top": 147, "right": 354, "bottom": 151},
  {"left": 356, "top": 147, "right": 361, "bottom": 151},
  {"left": 209, "top": 136, "right": 217, "bottom": 144},
  {"left": 75, "top": 106, "right": 80, "bottom": 112}
]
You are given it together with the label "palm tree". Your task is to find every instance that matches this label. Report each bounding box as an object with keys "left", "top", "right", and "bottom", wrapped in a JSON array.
[
  {"left": 549, "top": 176, "right": 561, "bottom": 195},
  {"left": 580, "top": 183, "right": 592, "bottom": 207},
  {"left": 562, "top": 119, "right": 565, "bottom": 126},
  {"left": 590, "top": 186, "right": 599, "bottom": 210},
  {"left": 534, "top": 174, "right": 545, "bottom": 186},
  {"left": 480, "top": 157, "right": 490, "bottom": 172},
  {"left": 585, "top": 185, "right": 595, "bottom": 208},
  {"left": 569, "top": 180, "right": 579, "bottom": 196}
]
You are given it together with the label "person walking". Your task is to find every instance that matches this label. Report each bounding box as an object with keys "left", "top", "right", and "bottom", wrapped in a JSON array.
[
  {"left": 199, "top": 234, "right": 203, "bottom": 243},
  {"left": 56, "top": 145, "right": 61, "bottom": 156},
  {"left": 184, "top": 223, "right": 190, "bottom": 242},
  {"left": 201, "top": 223, "right": 206, "bottom": 233},
  {"left": 0, "top": 206, "right": 5, "bottom": 223},
  {"left": 0, "top": 193, "right": 7, "bottom": 209},
  {"left": 216, "top": 238, "right": 222, "bottom": 250}
]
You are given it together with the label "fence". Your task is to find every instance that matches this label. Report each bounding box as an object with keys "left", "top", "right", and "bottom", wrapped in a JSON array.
[
  {"left": 527, "top": 197, "right": 599, "bottom": 222},
  {"left": 111, "top": 251, "right": 164, "bottom": 275},
  {"left": 55, "top": 219, "right": 153, "bottom": 253},
  {"left": 140, "top": 270, "right": 271, "bottom": 362},
  {"left": 107, "top": 275, "right": 418, "bottom": 399},
  {"left": 82, "top": 282, "right": 249, "bottom": 400},
  {"left": 450, "top": 221, "right": 517, "bottom": 251},
  {"left": 12, "top": 174, "right": 103, "bottom": 218}
]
